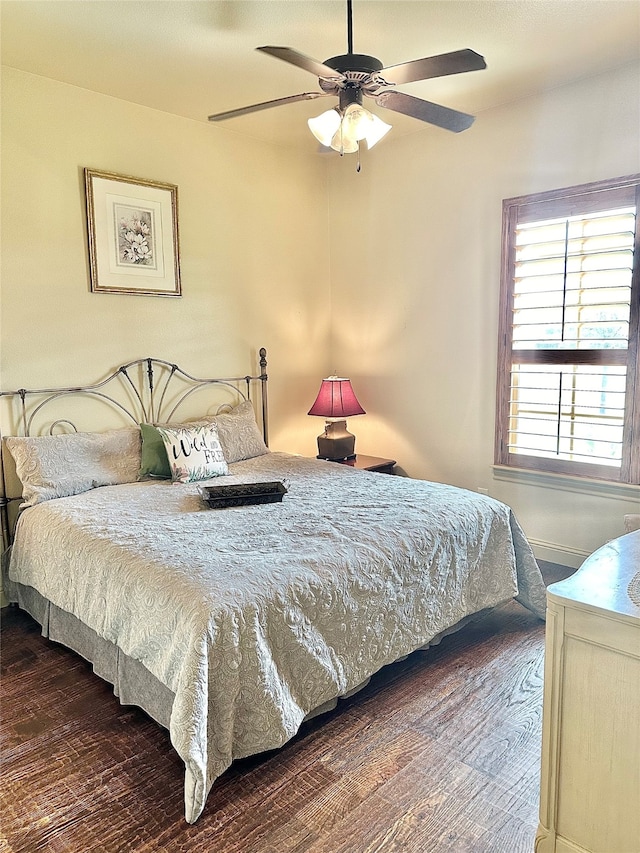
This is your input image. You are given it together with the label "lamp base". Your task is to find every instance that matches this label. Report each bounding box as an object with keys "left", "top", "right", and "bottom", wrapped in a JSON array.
[{"left": 317, "top": 419, "right": 356, "bottom": 461}]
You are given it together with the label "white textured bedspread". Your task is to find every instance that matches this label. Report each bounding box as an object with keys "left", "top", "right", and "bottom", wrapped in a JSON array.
[{"left": 8, "top": 453, "right": 546, "bottom": 823}]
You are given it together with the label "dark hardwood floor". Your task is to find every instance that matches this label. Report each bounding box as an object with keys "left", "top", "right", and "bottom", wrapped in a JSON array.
[{"left": 1, "top": 562, "right": 572, "bottom": 853}]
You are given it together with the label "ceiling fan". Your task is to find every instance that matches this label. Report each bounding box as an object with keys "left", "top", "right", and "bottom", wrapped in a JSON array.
[{"left": 208, "top": 1, "right": 486, "bottom": 158}]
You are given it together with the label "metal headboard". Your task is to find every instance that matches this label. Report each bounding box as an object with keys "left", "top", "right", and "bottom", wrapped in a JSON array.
[{"left": 0, "top": 347, "right": 268, "bottom": 549}]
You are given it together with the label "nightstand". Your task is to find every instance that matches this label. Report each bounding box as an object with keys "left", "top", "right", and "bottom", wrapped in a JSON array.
[{"left": 336, "top": 454, "right": 396, "bottom": 474}]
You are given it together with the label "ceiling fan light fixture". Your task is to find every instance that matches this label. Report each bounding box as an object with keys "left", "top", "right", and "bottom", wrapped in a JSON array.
[{"left": 309, "top": 103, "right": 392, "bottom": 154}]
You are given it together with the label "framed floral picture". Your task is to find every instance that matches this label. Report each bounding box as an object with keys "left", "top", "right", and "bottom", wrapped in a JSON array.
[{"left": 84, "top": 169, "right": 181, "bottom": 297}]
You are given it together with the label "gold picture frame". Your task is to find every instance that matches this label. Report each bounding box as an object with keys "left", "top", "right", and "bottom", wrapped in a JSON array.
[{"left": 84, "top": 168, "right": 181, "bottom": 297}]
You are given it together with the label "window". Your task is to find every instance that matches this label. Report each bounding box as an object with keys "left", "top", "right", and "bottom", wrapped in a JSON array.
[{"left": 495, "top": 175, "right": 640, "bottom": 484}]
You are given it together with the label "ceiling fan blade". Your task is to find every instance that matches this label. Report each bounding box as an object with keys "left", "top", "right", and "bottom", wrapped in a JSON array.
[
  {"left": 257, "top": 46, "right": 346, "bottom": 81},
  {"left": 208, "top": 92, "right": 332, "bottom": 122},
  {"left": 375, "top": 91, "right": 475, "bottom": 133},
  {"left": 380, "top": 49, "right": 486, "bottom": 85}
]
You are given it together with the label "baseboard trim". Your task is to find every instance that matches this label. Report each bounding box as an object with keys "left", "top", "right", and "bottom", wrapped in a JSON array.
[{"left": 529, "top": 538, "right": 588, "bottom": 569}]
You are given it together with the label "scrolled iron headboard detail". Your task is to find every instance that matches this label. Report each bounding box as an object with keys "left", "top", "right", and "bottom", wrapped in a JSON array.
[{"left": 0, "top": 348, "right": 268, "bottom": 548}]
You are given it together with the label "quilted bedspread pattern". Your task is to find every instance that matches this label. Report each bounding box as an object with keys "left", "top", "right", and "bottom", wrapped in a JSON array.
[{"left": 8, "top": 453, "right": 547, "bottom": 822}]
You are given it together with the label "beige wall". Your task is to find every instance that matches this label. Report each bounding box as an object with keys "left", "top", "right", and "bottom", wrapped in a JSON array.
[
  {"left": 327, "top": 61, "right": 640, "bottom": 565},
  {"left": 2, "top": 63, "right": 640, "bottom": 568},
  {"left": 0, "top": 67, "right": 331, "bottom": 452}
]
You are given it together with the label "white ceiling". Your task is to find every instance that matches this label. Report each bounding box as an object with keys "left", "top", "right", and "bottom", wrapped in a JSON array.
[{"left": 2, "top": 1, "right": 639, "bottom": 148}]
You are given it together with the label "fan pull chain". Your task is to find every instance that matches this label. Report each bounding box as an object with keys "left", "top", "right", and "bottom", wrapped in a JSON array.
[{"left": 356, "top": 140, "right": 361, "bottom": 172}]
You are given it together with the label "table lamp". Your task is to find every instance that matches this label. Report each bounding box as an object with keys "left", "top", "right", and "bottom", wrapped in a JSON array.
[{"left": 308, "top": 376, "right": 365, "bottom": 461}]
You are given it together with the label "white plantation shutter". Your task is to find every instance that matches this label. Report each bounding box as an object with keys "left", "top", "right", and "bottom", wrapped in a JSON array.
[
  {"left": 496, "top": 176, "right": 640, "bottom": 484},
  {"left": 513, "top": 210, "right": 634, "bottom": 350}
]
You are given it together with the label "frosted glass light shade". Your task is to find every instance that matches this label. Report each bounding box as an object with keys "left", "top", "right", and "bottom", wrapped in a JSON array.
[
  {"left": 341, "top": 103, "right": 391, "bottom": 149},
  {"left": 362, "top": 112, "right": 393, "bottom": 149},
  {"left": 307, "top": 109, "right": 341, "bottom": 147},
  {"left": 330, "top": 124, "right": 359, "bottom": 154}
]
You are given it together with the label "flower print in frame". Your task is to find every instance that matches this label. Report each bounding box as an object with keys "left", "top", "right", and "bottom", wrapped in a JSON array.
[
  {"left": 117, "top": 206, "right": 155, "bottom": 267},
  {"left": 85, "top": 169, "right": 181, "bottom": 296}
]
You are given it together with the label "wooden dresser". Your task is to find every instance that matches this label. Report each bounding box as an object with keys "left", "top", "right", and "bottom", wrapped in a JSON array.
[{"left": 536, "top": 530, "right": 640, "bottom": 853}]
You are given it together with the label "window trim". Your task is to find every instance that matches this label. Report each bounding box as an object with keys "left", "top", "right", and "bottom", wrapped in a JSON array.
[{"left": 495, "top": 174, "right": 640, "bottom": 485}]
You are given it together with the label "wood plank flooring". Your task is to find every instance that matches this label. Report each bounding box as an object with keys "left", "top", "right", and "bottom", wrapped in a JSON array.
[{"left": 0, "top": 562, "right": 571, "bottom": 853}]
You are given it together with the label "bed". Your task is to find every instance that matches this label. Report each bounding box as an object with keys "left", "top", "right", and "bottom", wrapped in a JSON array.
[{"left": 0, "top": 350, "right": 547, "bottom": 824}]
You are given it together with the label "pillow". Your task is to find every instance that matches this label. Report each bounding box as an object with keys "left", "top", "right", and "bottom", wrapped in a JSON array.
[
  {"left": 138, "top": 400, "right": 269, "bottom": 479},
  {"left": 139, "top": 422, "right": 172, "bottom": 480},
  {"left": 6, "top": 427, "right": 142, "bottom": 507},
  {"left": 155, "top": 423, "right": 228, "bottom": 483},
  {"left": 197, "top": 400, "right": 269, "bottom": 464}
]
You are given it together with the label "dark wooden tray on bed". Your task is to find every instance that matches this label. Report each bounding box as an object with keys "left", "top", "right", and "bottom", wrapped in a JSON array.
[{"left": 199, "top": 481, "right": 287, "bottom": 509}]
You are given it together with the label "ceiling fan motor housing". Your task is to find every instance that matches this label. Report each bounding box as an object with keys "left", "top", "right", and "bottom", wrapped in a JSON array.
[
  {"left": 338, "top": 84, "right": 364, "bottom": 109},
  {"left": 319, "top": 54, "right": 389, "bottom": 100},
  {"left": 324, "top": 54, "right": 383, "bottom": 74}
]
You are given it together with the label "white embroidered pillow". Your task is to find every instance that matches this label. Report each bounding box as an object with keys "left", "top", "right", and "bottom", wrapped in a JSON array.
[
  {"left": 6, "top": 428, "right": 142, "bottom": 507},
  {"left": 194, "top": 400, "right": 268, "bottom": 463},
  {"left": 155, "top": 423, "right": 228, "bottom": 483}
]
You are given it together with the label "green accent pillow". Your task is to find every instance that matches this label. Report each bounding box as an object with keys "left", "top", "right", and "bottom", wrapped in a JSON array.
[{"left": 139, "top": 423, "right": 171, "bottom": 479}]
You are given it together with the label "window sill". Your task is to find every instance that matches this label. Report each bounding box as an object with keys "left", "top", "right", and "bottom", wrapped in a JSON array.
[{"left": 492, "top": 465, "right": 640, "bottom": 501}]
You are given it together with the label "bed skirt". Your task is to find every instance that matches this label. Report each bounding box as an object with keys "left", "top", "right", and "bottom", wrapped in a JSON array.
[
  {"left": 7, "top": 580, "right": 477, "bottom": 736},
  {"left": 11, "top": 581, "right": 176, "bottom": 729}
]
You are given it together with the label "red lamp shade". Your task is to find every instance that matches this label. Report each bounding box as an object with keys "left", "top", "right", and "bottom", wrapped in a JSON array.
[
  {"left": 308, "top": 377, "right": 365, "bottom": 461},
  {"left": 307, "top": 377, "right": 366, "bottom": 419}
]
